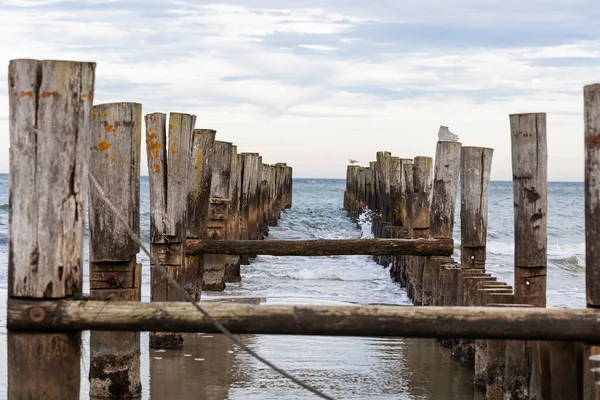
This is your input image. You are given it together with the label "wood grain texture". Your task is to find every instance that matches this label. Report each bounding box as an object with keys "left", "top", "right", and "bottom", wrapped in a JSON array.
[
  {"left": 8, "top": 59, "right": 95, "bottom": 299},
  {"left": 89, "top": 102, "right": 142, "bottom": 396},
  {"left": 145, "top": 113, "right": 167, "bottom": 243},
  {"left": 430, "top": 141, "right": 462, "bottom": 239},
  {"left": 165, "top": 112, "right": 196, "bottom": 240},
  {"left": 460, "top": 147, "right": 493, "bottom": 269},
  {"left": 7, "top": 58, "right": 95, "bottom": 400},
  {"left": 8, "top": 301, "right": 600, "bottom": 341},
  {"left": 8, "top": 332, "right": 81, "bottom": 399},
  {"left": 585, "top": 84, "right": 600, "bottom": 307},
  {"left": 510, "top": 113, "right": 547, "bottom": 307},
  {"left": 186, "top": 238, "right": 454, "bottom": 256},
  {"left": 90, "top": 102, "right": 141, "bottom": 261}
]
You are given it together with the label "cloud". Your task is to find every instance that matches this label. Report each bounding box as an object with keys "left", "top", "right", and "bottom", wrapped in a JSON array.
[{"left": 0, "top": 0, "right": 598, "bottom": 179}]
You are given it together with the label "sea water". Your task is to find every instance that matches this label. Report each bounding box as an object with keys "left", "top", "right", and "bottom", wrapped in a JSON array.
[{"left": 0, "top": 176, "right": 585, "bottom": 398}]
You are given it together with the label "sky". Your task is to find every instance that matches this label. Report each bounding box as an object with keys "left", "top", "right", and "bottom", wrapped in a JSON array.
[{"left": 0, "top": 0, "right": 599, "bottom": 180}]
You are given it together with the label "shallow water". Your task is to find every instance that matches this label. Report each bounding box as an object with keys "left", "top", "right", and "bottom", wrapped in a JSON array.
[{"left": 0, "top": 176, "right": 586, "bottom": 398}]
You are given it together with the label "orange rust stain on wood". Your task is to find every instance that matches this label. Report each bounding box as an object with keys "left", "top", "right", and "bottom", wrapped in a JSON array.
[
  {"left": 88, "top": 92, "right": 94, "bottom": 103},
  {"left": 19, "top": 91, "right": 33, "bottom": 97},
  {"left": 111, "top": 157, "right": 116, "bottom": 164},
  {"left": 171, "top": 148, "right": 177, "bottom": 155},
  {"left": 40, "top": 91, "right": 58, "bottom": 99},
  {"left": 101, "top": 113, "right": 108, "bottom": 119},
  {"left": 93, "top": 109, "right": 97, "bottom": 118},
  {"left": 97, "top": 140, "right": 112, "bottom": 152},
  {"left": 105, "top": 124, "right": 116, "bottom": 133},
  {"left": 169, "top": 124, "right": 173, "bottom": 130},
  {"left": 585, "top": 135, "right": 600, "bottom": 145},
  {"left": 153, "top": 163, "right": 161, "bottom": 173},
  {"left": 147, "top": 132, "right": 162, "bottom": 160},
  {"left": 115, "top": 121, "right": 120, "bottom": 128}
]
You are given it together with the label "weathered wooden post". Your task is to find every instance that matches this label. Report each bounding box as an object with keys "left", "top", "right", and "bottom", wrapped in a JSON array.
[
  {"left": 204, "top": 140, "right": 233, "bottom": 291},
  {"left": 422, "top": 137, "right": 461, "bottom": 306},
  {"left": 286, "top": 165, "right": 293, "bottom": 209},
  {"left": 224, "top": 145, "right": 242, "bottom": 282},
  {"left": 239, "top": 153, "right": 257, "bottom": 264},
  {"left": 186, "top": 128, "right": 216, "bottom": 300},
  {"left": 453, "top": 146, "right": 493, "bottom": 362},
  {"left": 584, "top": 84, "right": 600, "bottom": 400},
  {"left": 7, "top": 59, "right": 95, "bottom": 398},
  {"left": 504, "top": 113, "right": 548, "bottom": 399},
  {"left": 89, "top": 102, "right": 142, "bottom": 397},
  {"left": 146, "top": 111, "right": 195, "bottom": 348},
  {"left": 399, "top": 160, "right": 415, "bottom": 287},
  {"left": 408, "top": 156, "right": 433, "bottom": 304},
  {"left": 259, "top": 163, "right": 270, "bottom": 238}
]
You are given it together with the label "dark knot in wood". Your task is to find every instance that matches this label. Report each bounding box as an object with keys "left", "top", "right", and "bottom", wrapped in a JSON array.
[{"left": 28, "top": 306, "right": 46, "bottom": 323}]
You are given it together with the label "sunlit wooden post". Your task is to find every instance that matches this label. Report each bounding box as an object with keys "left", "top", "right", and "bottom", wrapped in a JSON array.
[
  {"left": 89, "top": 102, "right": 142, "bottom": 397},
  {"left": 7, "top": 58, "right": 95, "bottom": 399},
  {"left": 146, "top": 111, "right": 196, "bottom": 349}
]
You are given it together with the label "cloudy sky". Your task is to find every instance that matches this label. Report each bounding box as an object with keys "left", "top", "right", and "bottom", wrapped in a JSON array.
[{"left": 0, "top": 0, "right": 598, "bottom": 179}]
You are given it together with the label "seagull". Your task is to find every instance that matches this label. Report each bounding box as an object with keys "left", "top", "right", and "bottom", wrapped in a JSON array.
[
  {"left": 438, "top": 126, "right": 459, "bottom": 142},
  {"left": 348, "top": 159, "right": 359, "bottom": 164}
]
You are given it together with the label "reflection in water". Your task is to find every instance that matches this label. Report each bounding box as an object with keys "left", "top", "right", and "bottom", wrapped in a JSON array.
[
  {"left": 148, "top": 332, "right": 479, "bottom": 400},
  {"left": 150, "top": 333, "right": 236, "bottom": 400}
]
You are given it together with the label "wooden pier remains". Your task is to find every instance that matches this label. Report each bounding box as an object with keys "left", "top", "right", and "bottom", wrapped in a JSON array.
[{"left": 5, "top": 58, "right": 600, "bottom": 399}]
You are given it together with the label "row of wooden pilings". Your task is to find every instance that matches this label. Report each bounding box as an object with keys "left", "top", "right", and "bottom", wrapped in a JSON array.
[
  {"left": 7, "top": 59, "right": 292, "bottom": 398},
  {"left": 343, "top": 116, "right": 595, "bottom": 399}
]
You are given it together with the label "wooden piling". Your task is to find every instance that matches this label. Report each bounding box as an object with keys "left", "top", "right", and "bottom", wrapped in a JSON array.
[
  {"left": 585, "top": 84, "right": 600, "bottom": 400},
  {"left": 146, "top": 111, "right": 196, "bottom": 349},
  {"left": 423, "top": 140, "right": 461, "bottom": 306},
  {"left": 224, "top": 145, "right": 242, "bottom": 282},
  {"left": 454, "top": 147, "right": 493, "bottom": 363},
  {"left": 460, "top": 147, "right": 493, "bottom": 270},
  {"left": 186, "top": 129, "right": 216, "bottom": 300},
  {"left": 7, "top": 58, "right": 96, "bottom": 399},
  {"left": 408, "top": 157, "right": 433, "bottom": 304},
  {"left": 204, "top": 141, "right": 233, "bottom": 291},
  {"left": 506, "top": 113, "right": 548, "bottom": 399},
  {"left": 89, "top": 102, "right": 142, "bottom": 397}
]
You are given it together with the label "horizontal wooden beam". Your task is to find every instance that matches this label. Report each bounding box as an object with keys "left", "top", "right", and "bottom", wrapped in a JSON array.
[
  {"left": 185, "top": 238, "right": 454, "bottom": 256},
  {"left": 8, "top": 300, "right": 600, "bottom": 342}
]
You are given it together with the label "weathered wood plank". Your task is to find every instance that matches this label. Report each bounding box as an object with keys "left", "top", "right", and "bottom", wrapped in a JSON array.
[
  {"left": 8, "top": 301, "right": 600, "bottom": 341},
  {"left": 8, "top": 58, "right": 96, "bottom": 400},
  {"left": 186, "top": 238, "right": 454, "bottom": 256}
]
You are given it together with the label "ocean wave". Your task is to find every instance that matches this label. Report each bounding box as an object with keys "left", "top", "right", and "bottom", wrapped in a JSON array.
[
  {"left": 282, "top": 268, "right": 386, "bottom": 281},
  {"left": 549, "top": 255, "right": 585, "bottom": 272},
  {"left": 358, "top": 208, "right": 373, "bottom": 239},
  {"left": 486, "top": 241, "right": 585, "bottom": 257},
  {"left": 0, "top": 203, "right": 7, "bottom": 211}
]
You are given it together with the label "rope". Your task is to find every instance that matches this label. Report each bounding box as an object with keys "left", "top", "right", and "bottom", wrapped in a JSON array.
[{"left": 89, "top": 173, "right": 335, "bottom": 400}]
